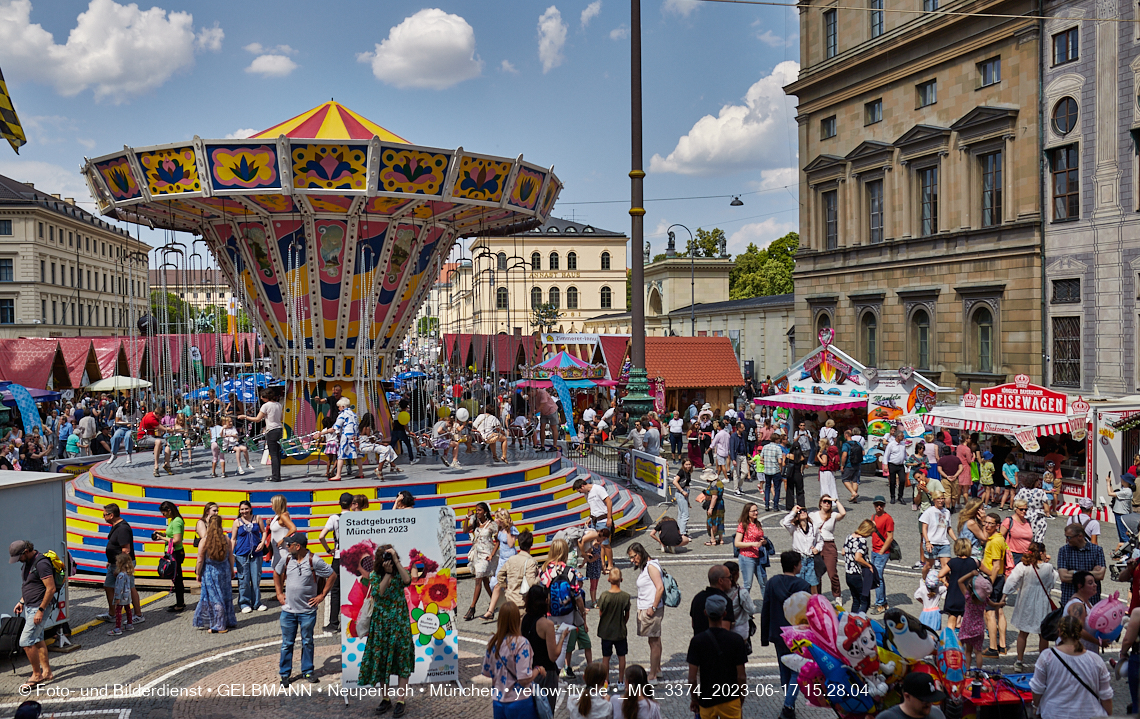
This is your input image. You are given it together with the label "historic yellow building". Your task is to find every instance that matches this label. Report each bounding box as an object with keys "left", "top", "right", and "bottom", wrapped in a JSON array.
[{"left": 786, "top": 0, "right": 1043, "bottom": 391}]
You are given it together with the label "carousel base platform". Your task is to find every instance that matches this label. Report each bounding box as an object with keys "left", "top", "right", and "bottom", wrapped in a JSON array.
[{"left": 65, "top": 445, "right": 647, "bottom": 579}]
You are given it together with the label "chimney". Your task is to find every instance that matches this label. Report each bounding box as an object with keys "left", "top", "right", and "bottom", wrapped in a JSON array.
[
  {"left": 51, "top": 194, "right": 61, "bottom": 200},
  {"left": 65, "top": 198, "right": 75, "bottom": 205},
  {"left": 25, "top": 183, "right": 33, "bottom": 189}
]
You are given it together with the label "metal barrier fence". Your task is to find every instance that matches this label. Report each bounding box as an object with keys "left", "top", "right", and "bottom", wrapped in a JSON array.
[{"left": 561, "top": 441, "right": 630, "bottom": 481}]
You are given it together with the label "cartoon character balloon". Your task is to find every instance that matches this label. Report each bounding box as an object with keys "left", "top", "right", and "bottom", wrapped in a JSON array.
[
  {"left": 836, "top": 613, "right": 889, "bottom": 696},
  {"left": 937, "top": 626, "right": 967, "bottom": 699},
  {"left": 883, "top": 608, "right": 938, "bottom": 661},
  {"left": 807, "top": 642, "right": 876, "bottom": 714},
  {"left": 781, "top": 594, "right": 842, "bottom": 658},
  {"left": 1087, "top": 591, "right": 1128, "bottom": 643}
]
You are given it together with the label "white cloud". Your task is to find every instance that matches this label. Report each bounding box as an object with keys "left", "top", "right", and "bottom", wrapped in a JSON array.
[
  {"left": 0, "top": 0, "right": 223, "bottom": 103},
  {"left": 727, "top": 217, "right": 798, "bottom": 254},
  {"left": 500, "top": 59, "right": 519, "bottom": 74},
  {"left": 245, "top": 54, "right": 298, "bottom": 77},
  {"left": 581, "top": 0, "right": 601, "bottom": 27},
  {"left": 537, "top": 6, "right": 568, "bottom": 74},
  {"left": 0, "top": 159, "right": 95, "bottom": 204},
  {"left": 243, "top": 42, "right": 295, "bottom": 55},
  {"left": 756, "top": 166, "right": 796, "bottom": 191},
  {"left": 609, "top": 24, "right": 628, "bottom": 40},
  {"left": 663, "top": 0, "right": 699, "bottom": 17},
  {"left": 649, "top": 61, "right": 801, "bottom": 176},
  {"left": 757, "top": 30, "right": 797, "bottom": 48},
  {"left": 357, "top": 8, "right": 483, "bottom": 90},
  {"left": 224, "top": 128, "right": 257, "bottom": 139}
]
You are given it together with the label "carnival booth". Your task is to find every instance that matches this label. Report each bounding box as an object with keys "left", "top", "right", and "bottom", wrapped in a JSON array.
[
  {"left": 922, "top": 374, "right": 1094, "bottom": 515},
  {"left": 1085, "top": 397, "right": 1140, "bottom": 510}
]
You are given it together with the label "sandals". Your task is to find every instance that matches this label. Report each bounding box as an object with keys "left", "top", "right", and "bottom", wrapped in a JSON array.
[
  {"left": 464, "top": 607, "right": 476, "bottom": 622},
  {"left": 480, "top": 612, "right": 496, "bottom": 621},
  {"left": 704, "top": 541, "right": 717, "bottom": 546}
]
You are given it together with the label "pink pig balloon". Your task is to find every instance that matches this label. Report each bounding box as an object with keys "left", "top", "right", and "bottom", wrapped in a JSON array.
[{"left": 1087, "top": 591, "right": 1127, "bottom": 643}]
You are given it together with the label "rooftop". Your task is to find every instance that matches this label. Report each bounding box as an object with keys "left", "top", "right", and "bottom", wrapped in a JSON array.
[
  {"left": 515, "top": 217, "right": 625, "bottom": 238},
  {"left": 0, "top": 173, "right": 141, "bottom": 241},
  {"left": 669, "top": 293, "right": 794, "bottom": 315},
  {"left": 646, "top": 336, "right": 744, "bottom": 389}
]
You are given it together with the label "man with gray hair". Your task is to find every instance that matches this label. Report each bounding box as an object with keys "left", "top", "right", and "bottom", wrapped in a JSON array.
[{"left": 686, "top": 593, "right": 747, "bottom": 719}]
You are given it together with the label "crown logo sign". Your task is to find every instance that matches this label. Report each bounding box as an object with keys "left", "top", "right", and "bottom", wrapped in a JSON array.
[
  {"left": 1014, "top": 374, "right": 1031, "bottom": 389},
  {"left": 962, "top": 392, "right": 979, "bottom": 408},
  {"left": 1071, "top": 396, "right": 1090, "bottom": 415}
]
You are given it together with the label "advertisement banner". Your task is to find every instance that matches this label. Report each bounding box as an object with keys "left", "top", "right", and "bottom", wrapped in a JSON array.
[
  {"left": 1068, "top": 416, "right": 1087, "bottom": 441},
  {"left": 899, "top": 414, "right": 926, "bottom": 438},
  {"left": 648, "top": 377, "right": 666, "bottom": 415},
  {"left": 1013, "top": 426, "right": 1040, "bottom": 453},
  {"left": 9, "top": 383, "right": 42, "bottom": 435},
  {"left": 551, "top": 374, "right": 577, "bottom": 440},
  {"left": 631, "top": 448, "right": 668, "bottom": 498},
  {"left": 338, "top": 507, "right": 459, "bottom": 687}
]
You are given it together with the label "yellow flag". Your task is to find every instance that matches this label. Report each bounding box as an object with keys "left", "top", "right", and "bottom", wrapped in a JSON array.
[{"left": 0, "top": 66, "right": 26, "bottom": 154}]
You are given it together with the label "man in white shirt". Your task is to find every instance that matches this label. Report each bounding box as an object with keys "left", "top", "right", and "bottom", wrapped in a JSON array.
[
  {"left": 819, "top": 419, "right": 838, "bottom": 446},
  {"left": 919, "top": 493, "right": 956, "bottom": 575},
  {"left": 621, "top": 419, "right": 646, "bottom": 452},
  {"left": 317, "top": 492, "right": 353, "bottom": 631},
  {"left": 582, "top": 405, "right": 597, "bottom": 424},
  {"left": 883, "top": 432, "right": 909, "bottom": 506},
  {"left": 711, "top": 422, "right": 732, "bottom": 480},
  {"left": 473, "top": 405, "right": 508, "bottom": 463},
  {"left": 1065, "top": 497, "right": 1101, "bottom": 544},
  {"left": 667, "top": 411, "right": 685, "bottom": 462},
  {"left": 575, "top": 477, "right": 613, "bottom": 568}
]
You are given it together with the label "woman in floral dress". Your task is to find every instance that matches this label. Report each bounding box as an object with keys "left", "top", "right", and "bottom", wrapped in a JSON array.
[
  {"left": 322, "top": 397, "right": 359, "bottom": 481},
  {"left": 463, "top": 502, "right": 499, "bottom": 621},
  {"left": 703, "top": 469, "right": 726, "bottom": 545},
  {"left": 359, "top": 544, "right": 416, "bottom": 716},
  {"left": 192, "top": 515, "right": 237, "bottom": 633}
]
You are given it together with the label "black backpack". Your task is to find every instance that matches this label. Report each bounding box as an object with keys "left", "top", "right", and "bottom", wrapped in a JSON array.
[
  {"left": 847, "top": 441, "right": 864, "bottom": 467},
  {"left": 0, "top": 615, "right": 25, "bottom": 673}
]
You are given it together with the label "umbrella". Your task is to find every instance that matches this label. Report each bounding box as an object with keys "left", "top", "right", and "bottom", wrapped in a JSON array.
[
  {"left": 0, "top": 387, "right": 61, "bottom": 407},
  {"left": 395, "top": 370, "right": 427, "bottom": 381},
  {"left": 86, "top": 376, "right": 152, "bottom": 391}
]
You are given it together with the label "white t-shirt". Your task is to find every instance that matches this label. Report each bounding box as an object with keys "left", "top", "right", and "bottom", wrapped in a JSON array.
[
  {"left": 636, "top": 559, "right": 664, "bottom": 610},
  {"left": 914, "top": 583, "right": 946, "bottom": 613},
  {"left": 473, "top": 413, "right": 502, "bottom": 437},
  {"left": 610, "top": 697, "right": 661, "bottom": 719},
  {"left": 569, "top": 695, "right": 614, "bottom": 719},
  {"left": 819, "top": 426, "right": 838, "bottom": 444},
  {"left": 1115, "top": 486, "right": 1134, "bottom": 514},
  {"left": 1066, "top": 514, "right": 1101, "bottom": 539},
  {"left": 919, "top": 506, "right": 952, "bottom": 545},
  {"left": 322, "top": 513, "right": 341, "bottom": 559},
  {"left": 602, "top": 407, "right": 615, "bottom": 422},
  {"left": 668, "top": 417, "right": 684, "bottom": 433},
  {"left": 587, "top": 484, "right": 609, "bottom": 517},
  {"left": 582, "top": 408, "right": 597, "bottom": 423}
]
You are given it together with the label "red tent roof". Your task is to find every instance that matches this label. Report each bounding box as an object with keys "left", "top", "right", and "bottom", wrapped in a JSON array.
[
  {"left": 89, "top": 338, "right": 123, "bottom": 379},
  {"left": 54, "top": 338, "right": 95, "bottom": 387},
  {"left": 645, "top": 336, "right": 743, "bottom": 389},
  {"left": 472, "top": 335, "right": 488, "bottom": 371},
  {"left": 122, "top": 338, "right": 145, "bottom": 377},
  {"left": 598, "top": 336, "right": 629, "bottom": 380},
  {"left": 456, "top": 334, "right": 473, "bottom": 367},
  {"left": 441, "top": 334, "right": 456, "bottom": 361},
  {"left": 0, "top": 339, "right": 57, "bottom": 388}
]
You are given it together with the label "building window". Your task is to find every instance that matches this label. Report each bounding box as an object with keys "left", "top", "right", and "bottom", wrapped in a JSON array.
[
  {"left": 0, "top": 220, "right": 10, "bottom": 235},
  {"left": 549, "top": 287, "right": 560, "bottom": 309},
  {"left": 600, "top": 251, "right": 611, "bottom": 270},
  {"left": 41, "top": 299, "right": 45, "bottom": 321},
  {"left": 496, "top": 286, "right": 508, "bottom": 309},
  {"left": 823, "top": 190, "right": 838, "bottom": 249},
  {"left": 38, "top": 223, "right": 43, "bottom": 239},
  {"left": 0, "top": 298, "right": 13, "bottom": 324},
  {"left": 977, "top": 57, "right": 1001, "bottom": 87},
  {"left": 40, "top": 261, "right": 45, "bottom": 283},
  {"left": 600, "top": 285, "right": 612, "bottom": 309},
  {"left": 70, "top": 266, "right": 74, "bottom": 287},
  {"left": 865, "top": 99, "right": 882, "bottom": 125},
  {"left": 103, "top": 306, "right": 107, "bottom": 326},
  {"left": 0, "top": 258, "right": 14, "bottom": 282},
  {"left": 566, "top": 251, "right": 577, "bottom": 270},
  {"left": 917, "top": 79, "right": 937, "bottom": 107},
  {"left": 923, "top": 0, "right": 938, "bottom": 10},
  {"left": 52, "top": 301, "right": 56, "bottom": 325},
  {"left": 861, "top": 312, "right": 878, "bottom": 367},
  {"left": 531, "top": 286, "right": 542, "bottom": 309},
  {"left": 567, "top": 286, "right": 579, "bottom": 309},
  {"left": 1052, "top": 316, "right": 1081, "bottom": 386},
  {"left": 870, "top": 0, "right": 883, "bottom": 37},
  {"left": 1052, "top": 278, "right": 1080, "bottom": 303},
  {"left": 919, "top": 166, "right": 939, "bottom": 236},
  {"left": 549, "top": 252, "right": 560, "bottom": 270},
  {"left": 911, "top": 309, "right": 931, "bottom": 370},
  {"left": 68, "top": 232, "right": 72, "bottom": 247},
  {"left": 101, "top": 242, "right": 105, "bottom": 256},
  {"left": 973, "top": 306, "right": 994, "bottom": 373},
  {"left": 531, "top": 252, "right": 541, "bottom": 270},
  {"left": 815, "top": 312, "right": 832, "bottom": 338},
  {"left": 867, "top": 180, "right": 884, "bottom": 243},
  {"left": 87, "top": 270, "right": 91, "bottom": 289},
  {"left": 1052, "top": 145, "right": 1079, "bottom": 220},
  {"left": 85, "top": 237, "right": 90, "bottom": 252},
  {"left": 1052, "top": 97, "right": 1077, "bottom": 135},
  {"left": 49, "top": 227, "right": 53, "bottom": 242},
  {"left": 824, "top": 10, "right": 837, "bottom": 58},
  {"left": 980, "top": 151, "right": 1002, "bottom": 227},
  {"left": 820, "top": 116, "right": 836, "bottom": 140},
  {"left": 497, "top": 252, "right": 507, "bottom": 271},
  {"left": 1053, "top": 27, "right": 1078, "bottom": 65},
  {"left": 51, "top": 263, "right": 55, "bottom": 284}
]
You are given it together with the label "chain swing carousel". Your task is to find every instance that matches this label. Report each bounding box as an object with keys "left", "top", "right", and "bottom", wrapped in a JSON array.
[{"left": 67, "top": 102, "right": 647, "bottom": 578}]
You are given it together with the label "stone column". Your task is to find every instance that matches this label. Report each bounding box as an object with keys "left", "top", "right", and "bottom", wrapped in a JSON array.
[
  {"left": 806, "top": 184, "right": 817, "bottom": 250},
  {"left": 851, "top": 173, "right": 863, "bottom": 246},
  {"left": 938, "top": 150, "right": 950, "bottom": 232},
  {"left": 1003, "top": 133, "right": 1015, "bottom": 223},
  {"left": 959, "top": 144, "right": 972, "bottom": 229},
  {"left": 898, "top": 160, "right": 912, "bottom": 239},
  {"left": 838, "top": 177, "right": 848, "bottom": 247}
]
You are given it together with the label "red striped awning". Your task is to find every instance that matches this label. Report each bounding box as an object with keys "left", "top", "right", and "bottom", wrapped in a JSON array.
[{"left": 1056, "top": 503, "right": 1111, "bottom": 522}]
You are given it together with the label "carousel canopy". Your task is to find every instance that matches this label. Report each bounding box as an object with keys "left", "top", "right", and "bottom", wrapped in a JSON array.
[{"left": 82, "top": 101, "right": 563, "bottom": 382}]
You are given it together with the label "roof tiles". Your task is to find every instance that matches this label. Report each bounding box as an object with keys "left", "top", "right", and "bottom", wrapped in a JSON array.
[{"left": 645, "top": 336, "right": 744, "bottom": 389}]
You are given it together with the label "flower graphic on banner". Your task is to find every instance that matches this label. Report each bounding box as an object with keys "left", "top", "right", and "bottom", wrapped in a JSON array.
[
  {"left": 407, "top": 548, "right": 439, "bottom": 575},
  {"left": 412, "top": 572, "right": 456, "bottom": 610},
  {"left": 410, "top": 602, "right": 450, "bottom": 646},
  {"left": 507, "top": 167, "right": 545, "bottom": 210},
  {"left": 341, "top": 540, "right": 378, "bottom": 576},
  {"left": 138, "top": 147, "right": 200, "bottom": 195},
  {"left": 453, "top": 156, "right": 511, "bottom": 202},
  {"left": 96, "top": 157, "right": 141, "bottom": 200},
  {"left": 210, "top": 146, "right": 279, "bottom": 190},
  {"left": 341, "top": 577, "right": 370, "bottom": 638}
]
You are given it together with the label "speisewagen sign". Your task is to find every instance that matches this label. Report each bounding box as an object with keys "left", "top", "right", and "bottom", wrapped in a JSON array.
[{"left": 978, "top": 381, "right": 1068, "bottom": 415}]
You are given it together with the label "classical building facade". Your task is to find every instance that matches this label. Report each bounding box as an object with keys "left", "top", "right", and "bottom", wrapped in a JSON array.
[
  {"left": 0, "top": 174, "right": 151, "bottom": 339},
  {"left": 785, "top": 0, "right": 1043, "bottom": 392},
  {"left": 442, "top": 218, "right": 628, "bottom": 335},
  {"left": 1040, "top": 0, "right": 1139, "bottom": 396},
  {"left": 148, "top": 268, "right": 236, "bottom": 312}
]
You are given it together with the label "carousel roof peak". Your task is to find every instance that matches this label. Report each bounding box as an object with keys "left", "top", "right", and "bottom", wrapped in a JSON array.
[{"left": 249, "top": 100, "right": 409, "bottom": 143}]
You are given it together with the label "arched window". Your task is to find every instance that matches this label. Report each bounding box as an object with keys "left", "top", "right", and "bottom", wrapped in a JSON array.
[
  {"left": 860, "top": 312, "right": 878, "bottom": 367},
  {"left": 496, "top": 286, "right": 508, "bottom": 309},
  {"left": 600, "top": 251, "right": 611, "bottom": 270},
  {"left": 600, "top": 285, "right": 612, "bottom": 309},
  {"left": 973, "top": 306, "right": 994, "bottom": 373},
  {"left": 531, "top": 286, "right": 542, "bottom": 309},
  {"left": 531, "top": 252, "right": 541, "bottom": 270},
  {"left": 497, "top": 252, "right": 507, "bottom": 270},
  {"left": 549, "top": 252, "right": 560, "bottom": 270},
  {"left": 910, "top": 309, "right": 931, "bottom": 370},
  {"left": 815, "top": 312, "right": 831, "bottom": 339},
  {"left": 548, "top": 287, "right": 560, "bottom": 309},
  {"left": 566, "top": 286, "right": 579, "bottom": 309},
  {"left": 567, "top": 251, "right": 578, "bottom": 270}
]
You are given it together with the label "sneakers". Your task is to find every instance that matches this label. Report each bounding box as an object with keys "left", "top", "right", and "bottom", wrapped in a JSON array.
[
  {"left": 450, "top": 460, "right": 461, "bottom": 469},
  {"left": 132, "top": 614, "right": 145, "bottom": 624},
  {"left": 613, "top": 682, "right": 626, "bottom": 694},
  {"left": 96, "top": 612, "right": 113, "bottom": 622},
  {"left": 241, "top": 606, "right": 253, "bottom": 614},
  {"left": 237, "top": 468, "right": 245, "bottom": 475},
  {"left": 280, "top": 676, "right": 291, "bottom": 688},
  {"left": 257, "top": 604, "right": 268, "bottom": 611},
  {"left": 982, "top": 648, "right": 1000, "bottom": 658},
  {"left": 779, "top": 707, "right": 796, "bottom": 719},
  {"left": 869, "top": 605, "right": 886, "bottom": 615},
  {"left": 303, "top": 673, "right": 319, "bottom": 684},
  {"left": 733, "top": 489, "right": 742, "bottom": 496},
  {"left": 410, "top": 456, "right": 419, "bottom": 465},
  {"left": 107, "top": 627, "right": 122, "bottom": 636},
  {"left": 562, "top": 666, "right": 576, "bottom": 680},
  {"left": 124, "top": 622, "right": 135, "bottom": 631},
  {"left": 1014, "top": 660, "right": 1028, "bottom": 673},
  {"left": 912, "top": 561, "right": 924, "bottom": 569}
]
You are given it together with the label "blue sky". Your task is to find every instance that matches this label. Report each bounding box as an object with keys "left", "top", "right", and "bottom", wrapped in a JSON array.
[{"left": 0, "top": 0, "right": 801, "bottom": 263}]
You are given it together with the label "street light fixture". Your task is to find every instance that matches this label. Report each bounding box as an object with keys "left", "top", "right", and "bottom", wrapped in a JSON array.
[
  {"left": 730, "top": 196, "right": 744, "bottom": 206},
  {"left": 666, "top": 224, "right": 695, "bottom": 336}
]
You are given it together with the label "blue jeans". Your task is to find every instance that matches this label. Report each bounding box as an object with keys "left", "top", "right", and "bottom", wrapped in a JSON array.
[
  {"left": 279, "top": 610, "right": 317, "bottom": 678},
  {"left": 676, "top": 492, "right": 690, "bottom": 535},
  {"left": 739, "top": 554, "right": 766, "bottom": 596},
  {"left": 776, "top": 638, "right": 798, "bottom": 708},
  {"left": 871, "top": 551, "right": 889, "bottom": 607},
  {"left": 847, "top": 572, "right": 870, "bottom": 614},
  {"left": 492, "top": 700, "right": 539, "bottom": 719},
  {"left": 764, "top": 473, "right": 782, "bottom": 509},
  {"left": 1117, "top": 513, "right": 1131, "bottom": 544},
  {"left": 110, "top": 428, "right": 134, "bottom": 457},
  {"left": 235, "top": 551, "right": 262, "bottom": 610}
]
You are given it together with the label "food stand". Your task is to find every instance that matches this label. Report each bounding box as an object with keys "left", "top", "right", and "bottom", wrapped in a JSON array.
[{"left": 1086, "top": 397, "right": 1140, "bottom": 509}]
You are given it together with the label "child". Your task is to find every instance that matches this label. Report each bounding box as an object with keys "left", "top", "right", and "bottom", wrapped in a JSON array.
[
  {"left": 915, "top": 569, "right": 946, "bottom": 632},
  {"left": 610, "top": 664, "right": 662, "bottom": 719},
  {"left": 941, "top": 538, "right": 979, "bottom": 631},
  {"left": 569, "top": 662, "right": 611, "bottom": 719},
  {"left": 596, "top": 568, "right": 631, "bottom": 691},
  {"left": 979, "top": 451, "right": 995, "bottom": 506},
  {"left": 223, "top": 417, "right": 253, "bottom": 475},
  {"left": 108, "top": 553, "right": 135, "bottom": 636},
  {"left": 1000, "top": 454, "right": 1019, "bottom": 511},
  {"left": 957, "top": 570, "right": 1001, "bottom": 669},
  {"left": 209, "top": 424, "right": 226, "bottom": 478}
]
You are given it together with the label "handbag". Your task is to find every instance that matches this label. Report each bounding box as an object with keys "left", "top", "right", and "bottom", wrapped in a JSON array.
[
  {"left": 1032, "top": 564, "right": 1058, "bottom": 611},
  {"left": 873, "top": 524, "right": 902, "bottom": 561},
  {"left": 156, "top": 539, "right": 178, "bottom": 581},
  {"left": 261, "top": 448, "right": 272, "bottom": 465},
  {"left": 697, "top": 491, "right": 710, "bottom": 511}
]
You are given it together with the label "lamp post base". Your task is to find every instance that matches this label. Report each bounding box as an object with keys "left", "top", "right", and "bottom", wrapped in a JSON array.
[{"left": 621, "top": 367, "right": 656, "bottom": 418}]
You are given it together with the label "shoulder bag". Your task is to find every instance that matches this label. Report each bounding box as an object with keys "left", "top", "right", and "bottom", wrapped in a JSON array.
[
  {"left": 156, "top": 539, "right": 178, "bottom": 581},
  {"left": 1049, "top": 648, "right": 1104, "bottom": 704},
  {"left": 873, "top": 524, "right": 902, "bottom": 561}
]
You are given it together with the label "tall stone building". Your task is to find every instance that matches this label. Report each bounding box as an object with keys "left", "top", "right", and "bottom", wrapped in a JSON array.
[
  {"left": 1040, "top": 0, "right": 1138, "bottom": 396},
  {"left": 785, "top": 0, "right": 1043, "bottom": 391}
]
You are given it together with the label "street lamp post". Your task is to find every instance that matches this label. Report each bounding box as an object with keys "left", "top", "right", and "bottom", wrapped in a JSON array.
[{"left": 666, "top": 224, "right": 694, "bottom": 336}]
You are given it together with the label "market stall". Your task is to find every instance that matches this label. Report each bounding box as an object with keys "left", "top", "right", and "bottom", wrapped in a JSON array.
[{"left": 1085, "top": 397, "right": 1140, "bottom": 510}]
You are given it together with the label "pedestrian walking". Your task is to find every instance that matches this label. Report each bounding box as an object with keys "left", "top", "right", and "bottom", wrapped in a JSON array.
[
  {"left": 482, "top": 508, "right": 519, "bottom": 620},
  {"left": 761, "top": 551, "right": 810, "bottom": 719},
  {"left": 1109, "top": 471, "right": 1135, "bottom": 552},
  {"left": 733, "top": 503, "right": 766, "bottom": 596},
  {"left": 761, "top": 436, "right": 785, "bottom": 511},
  {"left": 628, "top": 542, "right": 664, "bottom": 682},
  {"left": 9, "top": 540, "right": 55, "bottom": 690},
  {"left": 672, "top": 458, "right": 694, "bottom": 536},
  {"left": 193, "top": 515, "right": 237, "bottom": 633},
  {"left": 596, "top": 568, "right": 631, "bottom": 690},
  {"left": 1005, "top": 542, "right": 1056, "bottom": 672},
  {"left": 462, "top": 502, "right": 498, "bottom": 622},
  {"left": 497, "top": 531, "right": 539, "bottom": 610},
  {"left": 870, "top": 496, "right": 895, "bottom": 614},
  {"left": 840, "top": 429, "right": 864, "bottom": 504},
  {"left": 701, "top": 469, "right": 726, "bottom": 545},
  {"left": 844, "top": 520, "right": 877, "bottom": 613},
  {"left": 274, "top": 532, "right": 336, "bottom": 687},
  {"left": 810, "top": 496, "right": 846, "bottom": 598},
  {"left": 785, "top": 437, "right": 807, "bottom": 510},
  {"left": 667, "top": 411, "right": 684, "bottom": 463},
  {"left": 883, "top": 432, "right": 907, "bottom": 504},
  {"left": 686, "top": 595, "right": 747, "bottom": 719},
  {"left": 358, "top": 544, "right": 415, "bottom": 716},
  {"left": 920, "top": 493, "right": 955, "bottom": 576},
  {"left": 230, "top": 499, "right": 267, "bottom": 614},
  {"left": 817, "top": 437, "right": 839, "bottom": 500},
  {"left": 710, "top": 421, "right": 731, "bottom": 481}
]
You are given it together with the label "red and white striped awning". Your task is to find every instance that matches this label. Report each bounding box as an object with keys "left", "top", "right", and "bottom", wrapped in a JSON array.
[
  {"left": 1056, "top": 502, "right": 1111, "bottom": 521},
  {"left": 923, "top": 406, "right": 1073, "bottom": 438}
]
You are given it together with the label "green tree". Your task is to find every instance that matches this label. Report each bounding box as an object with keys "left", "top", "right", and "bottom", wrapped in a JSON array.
[
  {"left": 530, "top": 303, "right": 562, "bottom": 333},
  {"left": 728, "top": 231, "right": 799, "bottom": 299},
  {"left": 149, "top": 291, "right": 193, "bottom": 328},
  {"left": 417, "top": 316, "right": 440, "bottom": 335},
  {"left": 682, "top": 227, "right": 726, "bottom": 258}
]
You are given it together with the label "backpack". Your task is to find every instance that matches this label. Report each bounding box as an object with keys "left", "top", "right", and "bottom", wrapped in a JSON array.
[
  {"left": 42, "top": 550, "right": 68, "bottom": 588},
  {"left": 847, "top": 441, "right": 864, "bottom": 467},
  {"left": 0, "top": 615, "right": 24, "bottom": 673},
  {"left": 547, "top": 565, "right": 578, "bottom": 617},
  {"left": 284, "top": 553, "right": 331, "bottom": 596},
  {"left": 661, "top": 565, "right": 681, "bottom": 608}
]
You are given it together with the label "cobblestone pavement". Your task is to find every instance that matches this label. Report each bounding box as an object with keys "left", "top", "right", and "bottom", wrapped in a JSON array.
[{"left": 5, "top": 465, "right": 1139, "bottom": 716}]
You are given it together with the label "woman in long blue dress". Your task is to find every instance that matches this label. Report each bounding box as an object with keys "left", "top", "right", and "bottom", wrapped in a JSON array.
[{"left": 193, "top": 515, "right": 237, "bottom": 633}]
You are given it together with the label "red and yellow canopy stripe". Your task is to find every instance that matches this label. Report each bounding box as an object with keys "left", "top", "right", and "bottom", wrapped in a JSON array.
[{"left": 250, "top": 101, "right": 408, "bottom": 143}]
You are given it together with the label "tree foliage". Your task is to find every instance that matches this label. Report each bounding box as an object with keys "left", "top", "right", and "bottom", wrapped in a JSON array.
[
  {"left": 680, "top": 227, "right": 725, "bottom": 258},
  {"left": 417, "top": 316, "right": 440, "bottom": 336},
  {"left": 530, "top": 303, "right": 562, "bottom": 332},
  {"left": 728, "top": 231, "right": 798, "bottom": 300}
]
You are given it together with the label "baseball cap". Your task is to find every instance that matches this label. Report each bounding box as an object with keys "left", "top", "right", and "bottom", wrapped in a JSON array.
[
  {"left": 704, "top": 594, "right": 728, "bottom": 619},
  {"left": 901, "top": 671, "right": 946, "bottom": 703},
  {"left": 284, "top": 532, "right": 308, "bottom": 547},
  {"left": 872, "top": 496, "right": 887, "bottom": 505},
  {"left": 1078, "top": 497, "right": 1094, "bottom": 510},
  {"left": 9, "top": 539, "right": 31, "bottom": 563}
]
